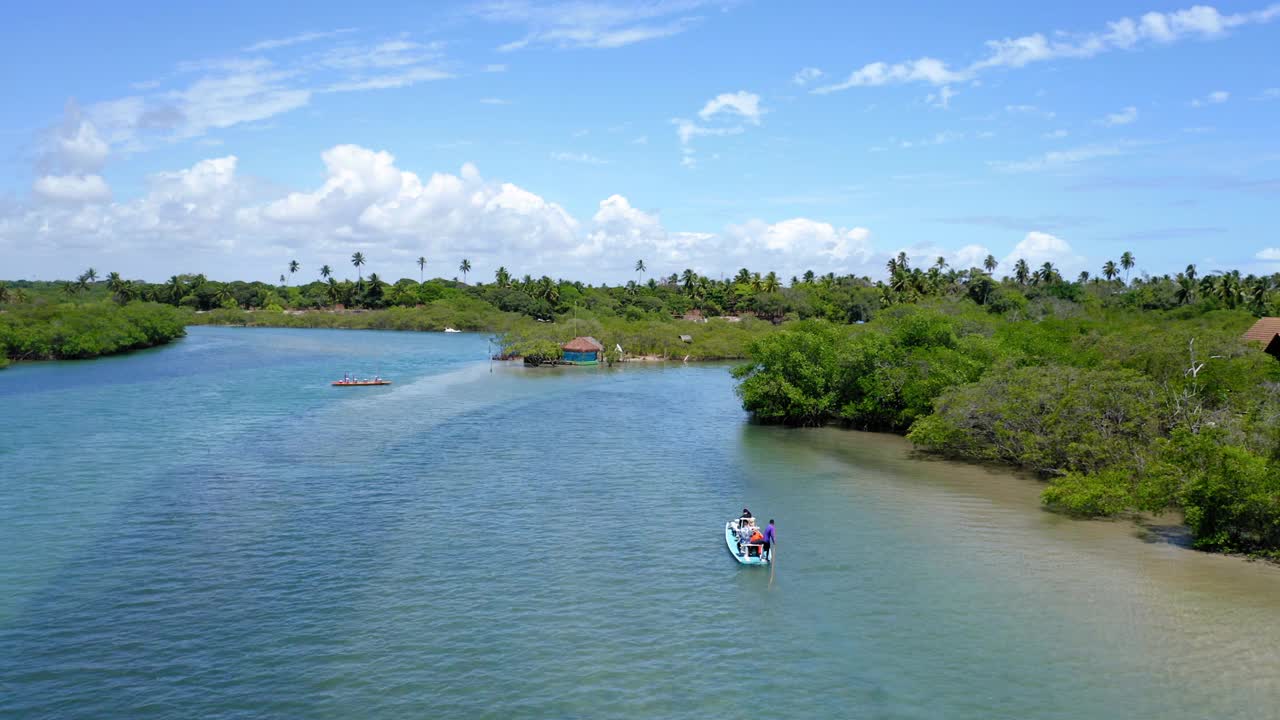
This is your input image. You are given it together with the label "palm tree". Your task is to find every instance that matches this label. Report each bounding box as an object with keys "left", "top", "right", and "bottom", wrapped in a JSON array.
[
  {"left": 934, "top": 256, "right": 947, "bottom": 271},
  {"left": 83, "top": 268, "right": 98, "bottom": 284},
  {"left": 320, "top": 264, "right": 332, "bottom": 280},
  {"left": 535, "top": 276, "right": 560, "bottom": 304},
  {"left": 635, "top": 259, "right": 646, "bottom": 284},
  {"left": 1120, "top": 251, "right": 1135, "bottom": 284},
  {"left": 279, "top": 274, "right": 287, "bottom": 285},
  {"left": 459, "top": 259, "right": 471, "bottom": 284},
  {"left": 494, "top": 266, "right": 511, "bottom": 288},
  {"left": 983, "top": 254, "right": 998, "bottom": 274},
  {"left": 1102, "top": 261, "right": 1118, "bottom": 282},
  {"left": 1175, "top": 274, "right": 1196, "bottom": 305},
  {"left": 167, "top": 275, "right": 185, "bottom": 304},
  {"left": 803, "top": 269, "right": 816, "bottom": 284},
  {"left": 896, "top": 251, "right": 910, "bottom": 271},
  {"left": 681, "top": 268, "right": 697, "bottom": 294},
  {"left": 1077, "top": 271, "right": 1090, "bottom": 284},
  {"left": 417, "top": 256, "right": 427, "bottom": 282},
  {"left": 1036, "top": 262, "right": 1059, "bottom": 284},
  {"left": 1184, "top": 264, "right": 1197, "bottom": 283},
  {"left": 763, "top": 271, "right": 780, "bottom": 293},
  {"left": 288, "top": 260, "right": 300, "bottom": 284},
  {"left": 63, "top": 282, "right": 79, "bottom": 298},
  {"left": 1013, "top": 259, "right": 1031, "bottom": 285},
  {"left": 351, "top": 252, "right": 367, "bottom": 280}
]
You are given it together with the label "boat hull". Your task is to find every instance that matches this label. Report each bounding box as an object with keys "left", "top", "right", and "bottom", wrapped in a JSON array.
[
  {"left": 725, "top": 521, "right": 769, "bottom": 565},
  {"left": 331, "top": 381, "right": 392, "bottom": 386}
]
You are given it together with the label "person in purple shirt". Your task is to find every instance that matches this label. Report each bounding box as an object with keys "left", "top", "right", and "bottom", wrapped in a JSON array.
[{"left": 762, "top": 519, "right": 776, "bottom": 560}]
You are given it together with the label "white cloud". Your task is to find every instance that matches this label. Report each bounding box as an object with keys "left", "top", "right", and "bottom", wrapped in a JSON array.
[
  {"left": 1043, "top": 129, "right": 1069, "bottom": 139},
  {"left": 3, "top": 144, "right": 892, "bottom": 283},
  {"left": 1005, "top": 104, "right": 1056, "bottom": 119},
  {"left": 1191, "top": 90, "right": 1230, "bottom": 106},
  {"left": 698, "top": 91, "right": 763, "bottom": 124},
  {"left": 926, "top": 85, "right": 957, "bottom": 109},
  {"left": 479, "top": 97, "right": 511, "bottom": 105},
  {"left": 813, "top": 3, "right": 1280, "bottom": 94},
  {"left": 893, "top": 130, "right": 964, "bottom": 149},
  {"left": 550, "top": 151, "right": 608, "bottom": 165},
  {"left": 324, "top": 66, "right": 452, "bottom": 92},
  {"left": 990, "top": 143, "right": 1129, "bottom": 173},
  {"left": 475, "top": 0, "right": 713, "bottom": 51},
  {"left": 1002, "top": 231, "right": 1084, "bottom": 272},
  {"left": 483, "top": 63, "right": 508, "bottom": 73},
  {"left": 630, "top": 135, "right": 648, "bottom": 144},
  {"left": 1101, "top": 106, "right": 1139, "bottom": 126},
  {"left": 952, "top": 244, "right": 992, "bottom": 268},
  {"left": 725, "top": 218, "right": 874, "bottom": 269},
  {"left": 245, "top": 28, "right": 356, "bottom": 52},
  {"left": 814, "top": 57, "right": 964, "bottom": 93},
  {"left": 32, "top": 174, "right": 112, "bottom": 203},
  {"left": 792, "top": 67, "right": 824, "bottom": 85},
  {"left": 1257, "top": 87, "right": 1280, "bottom": 100},
  {"left": 1256, "top": 248, "right": 1280, "bottom": 261},
  {"left": 673, "top": 118, "right": 744, "bottom": 145}
]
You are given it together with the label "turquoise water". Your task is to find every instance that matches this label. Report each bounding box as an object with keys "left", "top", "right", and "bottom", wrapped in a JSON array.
[{"left": 3, "top": 327, "right": 1279, "bottom": 719}]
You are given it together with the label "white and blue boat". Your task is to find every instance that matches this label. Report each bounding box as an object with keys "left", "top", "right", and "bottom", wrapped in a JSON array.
[{"left": 725, "top": 518, "right": 769, "bottom": 565}]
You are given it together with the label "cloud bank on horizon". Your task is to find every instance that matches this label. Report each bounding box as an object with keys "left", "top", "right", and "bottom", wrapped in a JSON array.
[{"left": 2, "top": 1, "right": 1278, "bottom": 282}]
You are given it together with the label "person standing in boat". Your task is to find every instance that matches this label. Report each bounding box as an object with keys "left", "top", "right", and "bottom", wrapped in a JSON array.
[{"left": 762, "top": 519, "right": 775, "bottom": 561}]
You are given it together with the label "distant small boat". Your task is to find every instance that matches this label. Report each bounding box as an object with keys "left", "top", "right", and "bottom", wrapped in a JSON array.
[
  {"left": 444, "top": 327, "right": 462, "bottom": 333},
  {"left": 725, "top": 518, "right": 769, "bottom": 565},
  {"left": 332, "top": 376, "right": 391, "bottom": 387}
]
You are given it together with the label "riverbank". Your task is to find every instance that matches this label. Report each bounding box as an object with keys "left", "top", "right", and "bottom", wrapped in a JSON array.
[
  {"left": 735, "top": 303, "right": 1280, "bottom": 556},
  {"left": 192, "top": 305, "right": 779, "bottom": 361},
  {"left": 0, "top": 302, "right": 188, "bottom": 368}
]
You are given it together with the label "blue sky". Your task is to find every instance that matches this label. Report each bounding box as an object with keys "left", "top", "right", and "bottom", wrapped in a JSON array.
[{"left": 2, "top": 0, "right": 1278, "bottom": 283}]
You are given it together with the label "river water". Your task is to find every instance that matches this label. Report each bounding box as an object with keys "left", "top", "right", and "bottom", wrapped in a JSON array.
[{"left": 2, "top": 327, "right": 1278, "bottom": 719}]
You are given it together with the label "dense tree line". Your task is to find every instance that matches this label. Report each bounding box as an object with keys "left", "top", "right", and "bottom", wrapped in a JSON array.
[
  {"left": 734, "top": 299, "right": 1280, "bottom": 556},
  {"left": 0, "top": 301, "right": 187, "bottom": 365}
]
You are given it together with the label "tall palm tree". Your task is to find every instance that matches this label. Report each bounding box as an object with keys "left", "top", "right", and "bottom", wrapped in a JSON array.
[
  {"left": 1013, "top": 259, "right": 1031, "bottom": 285},
  {"left": 459, "top": 258, "right": 472, "bottom": 284},
  {"left": 635, "top": 259, "right": 646, "bottom": 284},
  {"left": 803, "top": 269, "right": 815, "bottom": 284},
  {"left": 494, "top": 266, "right": 511, "bottom": 287},
  {"left": 896, "top": 251, "right": 910, "bottom": 271},
  {"left": 351, "top": 252, "right": 366, "bottom": 280},
  {"left": 983, "top": 254, "right": 998, "bottom": 274},
  {"left": 1120, "top": 251, "right": 1135, "bottom": 284},
  {"left": 417, "top": 256, "right": 427, "bottom": 282},
  {"left": 83, "top": 268, "right": 98, "bottom": 284},
  {"left": 681, "top": 268, "right": 697, "bottom": 294},
  {"left": 167, "top": 275, "right": 185, "bottom": 304},
  {"left": 288, "top": 260, "right": 300, "bottom": 284},
  {"left": 1184, "top": 264, "right": 1197, "bottom": 283},
  {"left": 934, "top": 256, "right": 947, "bottom": 271},
  {"left": 1102, "top": 260, "right": 1118, "bottom": 281},
  {"left": 1077, "top": 271, "right": 1090, "bottom": 284},
  {"left": 763, "top": 271, "right": 780, "bottom": 293},
  {"left": 279, "top": 274, "right": 287, "bottom": 285},
  {"left": 320, "top": 264, "right": 332, "bottom": 280},
  {"left": 734, "top": 268, "right": 752, "bottom": 285}
]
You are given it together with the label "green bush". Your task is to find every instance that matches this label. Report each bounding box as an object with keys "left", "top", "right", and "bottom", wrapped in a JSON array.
[{"left": 907, "top": 365, "right": 1165, "bottom": 475}]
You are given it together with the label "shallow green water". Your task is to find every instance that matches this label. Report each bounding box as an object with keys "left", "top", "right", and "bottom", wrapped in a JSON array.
[{"left": 2, "top": 327, "right": 1278, "bottom": 718}]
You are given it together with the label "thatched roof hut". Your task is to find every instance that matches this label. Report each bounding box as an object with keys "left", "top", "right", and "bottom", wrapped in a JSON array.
[
  {"left": 562, "top": 336, "right": 604, "bottom": 364},
  {"left": 1243, "top": 317, "right": 1280, "bottom": 359}
]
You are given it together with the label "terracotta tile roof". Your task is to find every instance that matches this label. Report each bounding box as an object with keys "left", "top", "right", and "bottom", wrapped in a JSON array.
[
  {"left": 562, "top": 336, "right": 604, "bottom": 352},
  {"left": 1243, "top": 317, "right": 1280, "bottom": 343}
]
